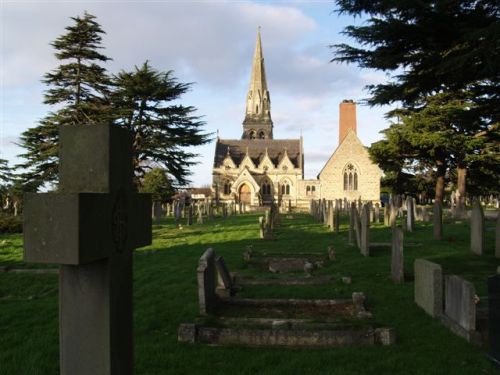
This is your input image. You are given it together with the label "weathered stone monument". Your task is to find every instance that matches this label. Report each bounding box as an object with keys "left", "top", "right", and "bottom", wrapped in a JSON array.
[
  {"left": 442, "top": 275, "right": 478, "bottom": 342},
  {"left": 470, "top": 200, "right": 484, "bottom": 255},
  {"left": 406, "top": 197, "right": 415, "bottom": 232},
  {"left": 198, "top": 248, "right": 217, "bottom": 315},
  {"left": 433, "top": 201, "right": 443, "bottom": 240},
  {"left": 487, "top": 274, "right": 500, "bottom": 366},
  {"left": 24, "top": 123, "right": 152, "bottom": 375},
  {"left": 360, "top": 205, "right": 370, "bottom": 256},
  {"left": 414, "top": 259, "right": 442, "bottom": 318},
  {"left": 391, "top": 227, "right": 404, "bottom": 284},
  {"left": 374, "top": 203, "right": 380, "bottom": 224}
]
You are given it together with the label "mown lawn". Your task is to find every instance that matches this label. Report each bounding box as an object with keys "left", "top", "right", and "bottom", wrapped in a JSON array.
[{"left": 0, "top": 211, "right": 499, "bottom": 374}]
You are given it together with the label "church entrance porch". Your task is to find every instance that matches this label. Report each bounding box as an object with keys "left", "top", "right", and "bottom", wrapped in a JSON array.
[{"left": 239, "top": 184, "right": 251, "bottom": 204}]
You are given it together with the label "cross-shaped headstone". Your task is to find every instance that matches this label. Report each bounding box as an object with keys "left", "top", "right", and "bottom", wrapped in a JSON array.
[{"left": 24, "top": 124, "right": 152, "bottom": 375}]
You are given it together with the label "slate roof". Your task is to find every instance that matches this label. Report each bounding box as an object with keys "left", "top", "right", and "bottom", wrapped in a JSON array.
[{"left": 214, "top": 138, "right": 301, "bottom": 168}]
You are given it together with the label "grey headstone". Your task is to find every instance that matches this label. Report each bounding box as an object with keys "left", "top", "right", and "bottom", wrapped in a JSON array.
[
  {"left": 406, "top": 197, "right": 415, "bottom": 232},
  {"left": 374, "top": 203, "right": 380, "bottom": 224},
  {"left": 487, "top": 275, "right": 500, "bottom": 366},
  {"left": 197, "top": 248, "right": 217, "bottom": 315},
  {"left": 384, "top": 204, "right": 390, "bottom": 227},
  {"left": 187, "top": 205, "right": 194, "bottom": 226},
  {"left": 433, "top": 201, "right": 443, "bottom": 240},
  {"left": 391, "top": 227, "right": 404, "bottom": 284},
  {"left": 414, "top": 259, "right": 443, "bottom": 318},
  {"left": 470, "top": 200, "right": 484, "bottom": 255},
  {"left": 23, "top": 123, "right": 152, "bottom": 375},
  {"left": 348, "top": 203, "right": 355, "bottom": 246},
  {"left": 215, "top": 255, "right": 233, "bottom": 290},
  {"left": 360, "top": 205, "right": 370, "bottom": 256},
  {"left": 444, "top": 275, "right": 476, "bottom": 332}
]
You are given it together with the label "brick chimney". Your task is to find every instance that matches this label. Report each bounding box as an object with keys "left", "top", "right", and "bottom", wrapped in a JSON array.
[{"left": 339, "top": 100, "right": 357, "bottom": 145}]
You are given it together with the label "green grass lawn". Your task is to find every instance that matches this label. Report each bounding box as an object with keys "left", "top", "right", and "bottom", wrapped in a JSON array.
[{"left": 0, "top": 211, "right": 499, "bottom": 374}]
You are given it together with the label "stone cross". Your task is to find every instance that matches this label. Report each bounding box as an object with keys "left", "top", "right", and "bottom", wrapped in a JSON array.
[
  {"left": 470, "top": 200, "right": 484, "bottom": 255},
  {"left": 391, "top": 227, "right": 404, "bottom": 284},
  {"left": 433, "top": 201, "right": 443, "bottom": 240},
  {"left": 24, "top": 124, "right": 151, "bottom": 375}
]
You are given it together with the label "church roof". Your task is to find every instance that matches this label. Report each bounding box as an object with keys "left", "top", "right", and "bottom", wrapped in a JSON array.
[{"left": 214, "top": 138, "right": 301, "bottom": 168}]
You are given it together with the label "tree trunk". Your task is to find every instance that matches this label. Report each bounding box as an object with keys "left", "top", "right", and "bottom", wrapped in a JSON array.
[
  {"left": 434, "top": 160, "right": 447, "bottom": 203},
  {"left": 456, "top": 162, "right": 467, "bottom": 216}
]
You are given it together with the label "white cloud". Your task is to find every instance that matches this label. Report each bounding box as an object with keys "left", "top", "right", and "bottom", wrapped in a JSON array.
[{"left": 1, "top": 1, "right": 393, "bottom": 186}]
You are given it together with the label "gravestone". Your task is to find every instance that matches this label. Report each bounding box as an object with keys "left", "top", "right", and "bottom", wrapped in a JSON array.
[
  {"left": 433, "top": 201, "right": 443, "bottom": 240},
  {"left": 334, "top": 207, "right": 340, "bottom": 233},
  {"left": 187, "top": 205, "right": 193, "bottom": 226},
  {"left": 444, "top": 275, "right": 476, "bottom": 332},
  {"left": 414, "top": 259, "right": 443, "bottom": 318},
  {"left": 259, "top": 217, "right": 265, "bottom": 239},
  {"left": 374, "top": 203, "right": 380, "bottom": 224},
  {"left": 197, "top": 205, "right": 204, "bottom": 224},
  {"left": 406, "top": 197, "right": 415, "bottom": 232},
  {"left": 360, "top": 205, "right": 370, "bottom": 256},
  {"left": 389, "top": 203, "right": 398, "bottom": 228},
  {"left": 470, "top": 200, "right": 484, "bottom": 255},
  {"left": 198, "top": 248, "right": 217, "bottom": 315},
  {"left": 496, "top": 212, "right": 500, "bottom": 259},
  {"left": 23, "top": 123, "right": 152, "bottom": 375},
  {"left": 384, "top": 204, "right": 390, "bottom": 226},
  {"left": 391, "top": 227, "right": 404, "bottom": 284},
  {"left": 215, "top": 255, "right": 234, "bottom": 298},
  {"left": 327, "top": 201, "right": 334, "bottom": 231},
  {"left": 348, "top": 203, "right": 355, "bottom": 246},
  {"left": 487, "top": 274, "right": 500, "bottom": 366},
  {"left": 153, "top": 201, "right": 163, "bottom": 221}
]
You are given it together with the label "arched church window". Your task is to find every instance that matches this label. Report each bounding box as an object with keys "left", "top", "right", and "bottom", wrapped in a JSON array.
[
  {"left": 256, "top": 104, "right": 259, "bottom": 113},
  {"left": 281, "top": 182, "right": 290, "bottom": 195},
  {"left": 259, "top": 131, "right": 265, "bottom": 139},
  {"left": 249, "top": 130, "right": 256, "bottom": 139},
  {"left": 306, "top": 186, "right": 311, "bottom": 195},
  {"left": 311, "top": 186, "right": 316, "bottom": 194},
  {"left": 343, "top": 163, "right": 359, "bottom": 191}
]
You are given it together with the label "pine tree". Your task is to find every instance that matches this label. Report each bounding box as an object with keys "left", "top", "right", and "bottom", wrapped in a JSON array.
[
  {"left": 17, "top": 12, "right": 111, "bottom": 189},
  {"left": 333, "top": 1, "right": 499, "bottom": 198},
  {"left": 111, "top": 62, "right": 211, "bottom": 186}
]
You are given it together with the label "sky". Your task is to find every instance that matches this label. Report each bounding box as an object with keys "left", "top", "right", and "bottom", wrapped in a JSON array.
[{"left": 1, "top": 0, "right": 394, "bottom": 187}]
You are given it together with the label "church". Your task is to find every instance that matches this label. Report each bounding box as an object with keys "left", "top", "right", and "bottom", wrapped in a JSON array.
[{"left": 212, "top": 30, "right": 381, "bottom": 208}]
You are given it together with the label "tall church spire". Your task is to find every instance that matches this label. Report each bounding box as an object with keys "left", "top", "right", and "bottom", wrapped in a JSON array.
[{"left": 242, "top": 27, "right": 273, "bottom": 140}]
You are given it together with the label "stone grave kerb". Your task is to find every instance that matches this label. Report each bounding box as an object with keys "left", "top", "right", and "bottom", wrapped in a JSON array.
[{"left": 23, "top": 123, "right": 152, "bottom": 375}]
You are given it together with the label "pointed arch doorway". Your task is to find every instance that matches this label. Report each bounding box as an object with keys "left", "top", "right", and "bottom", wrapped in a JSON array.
[{"left": 239, "top": 184, "right": 251, "bottom": 204}]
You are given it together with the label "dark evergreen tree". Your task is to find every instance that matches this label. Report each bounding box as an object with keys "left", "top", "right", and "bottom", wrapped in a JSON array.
[
  {"left": 0, "top": 158, "right": 11, "bottom": 189},
  {"left": 139, "top": 168, "right": 175, "bottom": 203},
  {"left": 333, "top": 1, "right": 499, "bottom": 198},
  {"left": 17, "top": 12, "right": 111, "bottom": 189},
  {"left": 111, "top": 62, "right": 211, "bottom": 186}
]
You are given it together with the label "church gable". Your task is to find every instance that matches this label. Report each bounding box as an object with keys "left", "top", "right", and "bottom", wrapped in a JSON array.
[
  {"left": 258, "top": 149, "right": 275, "bottom": 171},
  {"left": 276, "top": 149, "right": 294, "bottom": 172},
  {"left": 318, "top": 129, "right": 381, "bottom": 201}
]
